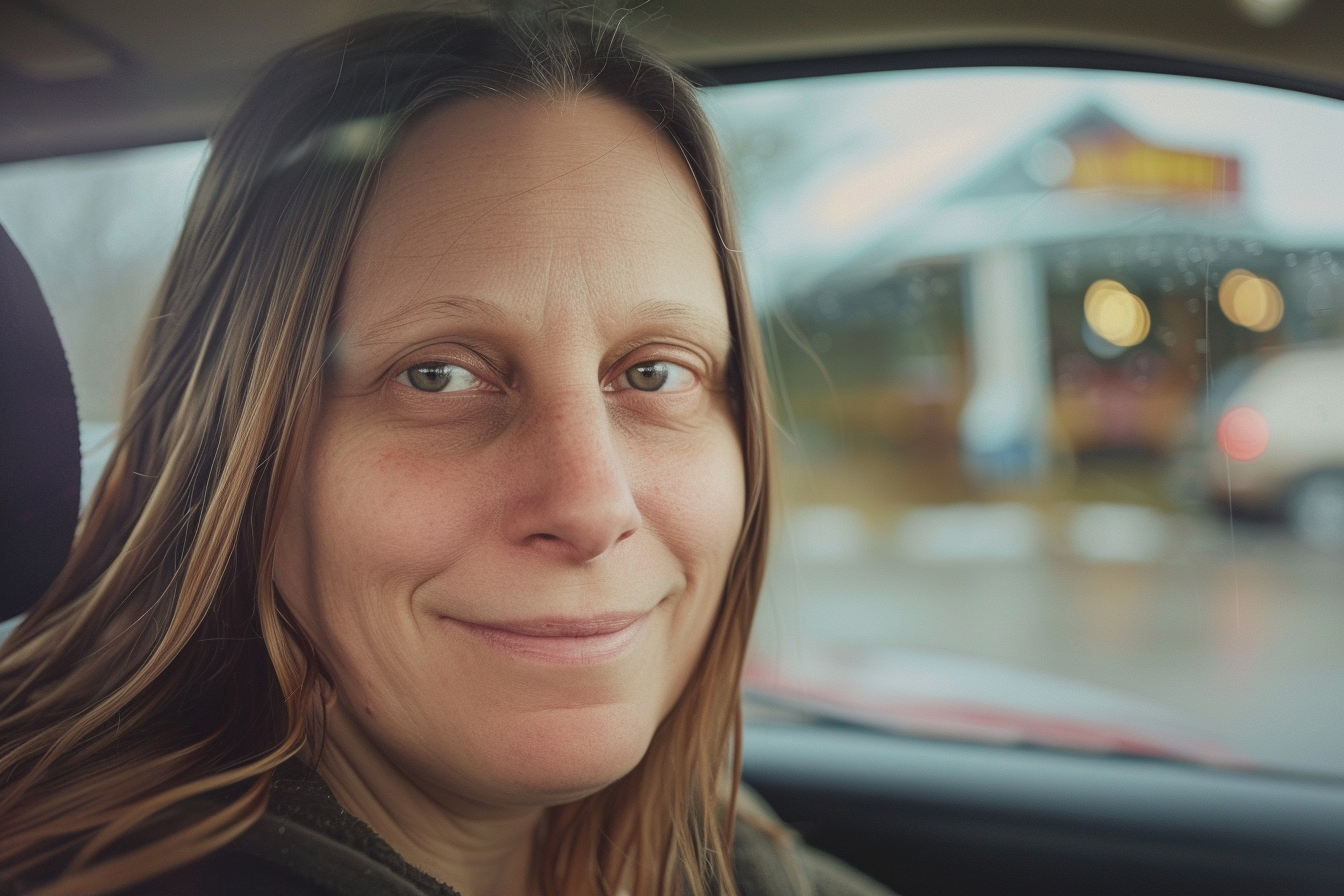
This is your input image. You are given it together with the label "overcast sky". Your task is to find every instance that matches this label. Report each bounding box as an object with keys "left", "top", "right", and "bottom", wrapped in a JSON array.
[{"left": 703, "top": 68, "right": 1344, "bottom": 305}]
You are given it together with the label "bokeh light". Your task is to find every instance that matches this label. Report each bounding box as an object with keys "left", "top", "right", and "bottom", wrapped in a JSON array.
[
  {"left": 1216, "top": 405, "right": 1270, "bottom": 461},
  {"left": 1218, "top": 269, "right": 1284, "bottom": 332},
  {"left": 1083, "top": 279, "right": 1150, "bottom": 348}
]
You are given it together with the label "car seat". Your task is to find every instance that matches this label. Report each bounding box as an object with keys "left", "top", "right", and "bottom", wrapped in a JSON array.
[{"left": 0, "top": 222, "right": 81, "bottom": 622}]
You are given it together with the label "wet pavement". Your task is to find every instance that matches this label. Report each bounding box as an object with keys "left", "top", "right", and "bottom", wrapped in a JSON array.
[{"left": 752, "top": 507, "right": 1344, "bottom": 778}]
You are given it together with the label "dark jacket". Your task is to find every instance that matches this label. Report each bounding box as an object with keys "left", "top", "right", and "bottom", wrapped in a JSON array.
[{"left": 129, "top": 762, "right": 894, "bottom": 896}]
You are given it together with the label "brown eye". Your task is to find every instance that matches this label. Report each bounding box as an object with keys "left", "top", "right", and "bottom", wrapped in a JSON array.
[{"left": 397, "top": 363, "right": 481, "bottom": 393}]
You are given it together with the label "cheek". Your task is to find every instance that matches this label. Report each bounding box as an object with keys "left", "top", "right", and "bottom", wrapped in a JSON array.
[
  {"left": 306, "top": 439, "right": 498, "bottom": 586},
  {"left": 271, "top": 427, "right": 503, "bottom": 681},
  {"left": 634, "top": 419, "right": 746, "bottom": 684},
  {"left": 637, "top": 417, "right": 746, "bottom": 568}
]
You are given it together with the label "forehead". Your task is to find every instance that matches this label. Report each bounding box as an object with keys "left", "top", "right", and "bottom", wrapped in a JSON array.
[{"left": 339, "top": 94, "right": 725, "bottom": 338}]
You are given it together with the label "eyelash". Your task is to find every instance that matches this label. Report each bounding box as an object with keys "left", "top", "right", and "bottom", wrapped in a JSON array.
[
  {"left": 395, "top": 362, "right": 488, "bottom": 394},
  {"left": 392, "top": 354, "right": 700, "bottom": 396}
]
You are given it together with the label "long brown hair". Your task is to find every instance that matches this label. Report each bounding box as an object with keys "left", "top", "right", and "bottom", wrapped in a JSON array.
[{"left": 0, "top": 8, "right": 772, "bottom": 896}]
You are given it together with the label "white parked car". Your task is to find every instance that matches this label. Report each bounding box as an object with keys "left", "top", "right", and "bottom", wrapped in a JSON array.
[{"left": 1207, "top": 343, "right": 1344, "bottom": 549}]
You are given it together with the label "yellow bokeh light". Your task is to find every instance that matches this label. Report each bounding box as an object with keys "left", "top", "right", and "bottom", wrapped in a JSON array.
[
  {"left": 1218, "top": 268, "right": 1252, "bottom": 317},
  {"left": 1235, "top": 278, "right": 1284, "bottom": 332},
  {"left": 1083, "top": 280, "right": 1150, "bottom": 347},
  {"left": 1218, "top": 269, "right": 1284, "bottom": 332}
]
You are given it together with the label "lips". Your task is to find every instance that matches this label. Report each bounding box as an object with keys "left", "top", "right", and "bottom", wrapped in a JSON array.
[{"left": 440, "top": 611, "right": 650, "bottom": 666}]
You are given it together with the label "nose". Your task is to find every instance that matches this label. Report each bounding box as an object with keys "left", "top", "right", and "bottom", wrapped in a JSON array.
[{"left": 503, "top": 391, "right": 642, "bottom": 562}]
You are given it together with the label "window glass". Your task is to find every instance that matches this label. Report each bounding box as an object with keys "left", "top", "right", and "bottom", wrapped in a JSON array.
[
  {"left": 3, "top": 68, "right": 1343, "bottom": 779},
  {"left": 703, "top": 69, "right": 1344, "bottom": 778},
  {"left": 0, "top": 141, "right": 207, "bottom": 503}
]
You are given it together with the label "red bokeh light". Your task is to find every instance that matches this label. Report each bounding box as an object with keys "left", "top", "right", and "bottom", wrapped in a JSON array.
[{"left": 1216, "top": 405, "right": 1269, "bottom": 462}]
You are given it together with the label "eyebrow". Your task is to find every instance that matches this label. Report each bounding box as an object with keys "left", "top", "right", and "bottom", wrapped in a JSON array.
[
  {"left": 351, "top": 293, "right": 731, "bottom": 360},
  {"left": 364, "top": 293, "right": 726, "bottom": 330},
  {"left": 357, "top": 294, "right": 508, "bottom": 346},
  {"left": 625, "top": 298, "right": 727, "bottom": 331}
]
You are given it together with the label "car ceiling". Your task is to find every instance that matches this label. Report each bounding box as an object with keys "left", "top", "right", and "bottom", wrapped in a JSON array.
[{"left": 0, "top": 0, "right": 1340, "bottom": 163}]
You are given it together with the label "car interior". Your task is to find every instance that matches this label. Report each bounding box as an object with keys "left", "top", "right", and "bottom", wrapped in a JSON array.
[{"left": 4, "top": 1, "right": 1344, "bottom": 894}]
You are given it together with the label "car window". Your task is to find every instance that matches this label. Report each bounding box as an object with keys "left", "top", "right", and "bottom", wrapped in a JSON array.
[
  {"left": 700, "top": 68, "right": 1344, "bottom": 779},
  {"left": 3, "top": 66, "right": 1343, "bottom": 780},
  {"left": 0, "top": 141, "right": 206, "bottom": 505}
]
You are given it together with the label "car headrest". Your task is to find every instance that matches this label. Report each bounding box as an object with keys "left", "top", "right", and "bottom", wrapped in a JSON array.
[{"left": 0, "top": 224, "right": 81, "bottom": 621}]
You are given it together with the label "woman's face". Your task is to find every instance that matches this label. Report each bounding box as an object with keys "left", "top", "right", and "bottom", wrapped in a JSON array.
[{"left": 272, "top": 95, "right": 744, "bottom": 812}]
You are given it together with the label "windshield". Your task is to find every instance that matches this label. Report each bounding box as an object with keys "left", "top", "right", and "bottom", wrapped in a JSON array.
[{"left": 2, "top": 65, "right": 1343, "bottom": 779}]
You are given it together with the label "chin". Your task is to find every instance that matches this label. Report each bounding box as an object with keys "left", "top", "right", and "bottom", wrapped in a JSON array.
[{"left": 479, "top": 700, "right": 663, "bottom": 807}]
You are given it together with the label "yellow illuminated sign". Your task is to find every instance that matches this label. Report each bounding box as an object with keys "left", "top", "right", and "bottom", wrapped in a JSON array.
[{"left": 1069, "top": 137, "right": 1239, "bottom": 195}]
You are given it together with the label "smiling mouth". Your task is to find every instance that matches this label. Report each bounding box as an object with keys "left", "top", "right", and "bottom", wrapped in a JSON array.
[{"left": 441, "top": 612, "right": 650, "bottom": 665}]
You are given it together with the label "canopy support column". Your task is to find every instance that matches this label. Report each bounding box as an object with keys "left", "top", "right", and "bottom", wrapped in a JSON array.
[{"left": 958, "top": 244, "right": 1052, "bottom": 482}]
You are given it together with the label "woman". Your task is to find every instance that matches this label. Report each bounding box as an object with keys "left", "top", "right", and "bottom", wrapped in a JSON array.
[{"left": 0, "top": 7, "right": 891, "bottom": 896}]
